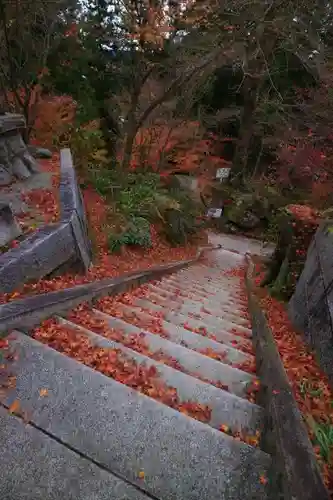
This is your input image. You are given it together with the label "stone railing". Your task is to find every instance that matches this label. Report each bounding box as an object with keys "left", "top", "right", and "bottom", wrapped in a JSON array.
[
  {"left": 0, "top": 113, "right": 39, "bottom": 185},
  {"left": 0, "top": 148, "right": 92, "bottom": 294},
  {"left": 0, "top": 245, "right": 218, "bottom": 334},
  {"left": 59, "top": 148, "right": 92, "bottom": 271}
]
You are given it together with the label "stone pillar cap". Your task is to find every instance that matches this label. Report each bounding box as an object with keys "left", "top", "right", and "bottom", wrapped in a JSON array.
[{"left": 0, "top": 114, "right": 26, "bottom": 133}]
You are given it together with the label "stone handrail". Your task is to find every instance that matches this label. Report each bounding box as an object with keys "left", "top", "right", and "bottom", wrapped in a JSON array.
[
  {"left": 59, "top": 148, "right": 92, "bottom": 271},
  {"left": 0, "top": 148, "right": 92, "bottom": 293},
  {"left": 0, "top": 245, "right": 220, "bottom": 334}
]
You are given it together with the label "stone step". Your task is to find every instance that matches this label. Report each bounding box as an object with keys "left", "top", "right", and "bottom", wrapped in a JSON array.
[
  {"left": 137, "top": 293, "right": 250, "bottom": 327},
  {"left": 161, "top": 310, "right": 252, "bottom": 348},
  {"left": 94, "top": 306, "right": 252, "bottom": 365},
  {"left": 0, "top": 332, "right": 271, "bottom": 500},
  {"left": 163, "top": 278, "right": 243, "bottom": 299},
  {"left": 179, "top": 262, "right": 242, "bottom": 275},
  {"left": 110, "top": 302, "right": 253, "bottom": 352},
  {"left": 145, "top": 287, "right": 246, "bottom": 320},
  {"left": 58, "top": 317, "right": 263, "bottom": 431},
  {"left": 148, "top": 290, "right": 247, "bottom": 321},
  {"left": 159, "top": 277, "right": 245, "bottom": 302},
  {"left": 0, "top": 406, "right": 151, "bottom": 500},
  {"left": 159, "top": 279, "right": 237, "bottom": 298},
  {"left": 135, "top": 297, "right": 252, "bottom": 338},
  {"left": 147, "top": 283, "right": 244, "bottom": 309},
  {"left": 89, "top": 311, "right": 255, "bottom": 398},
  {"left": 166, "top": 272, "right": 241, "bottom": 288}
]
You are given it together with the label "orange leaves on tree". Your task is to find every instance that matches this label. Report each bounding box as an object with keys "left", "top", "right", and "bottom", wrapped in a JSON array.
[
  {"left": 32, "top": 94, "right": 76, "bottom": 148},
  {"left": 126, "top": 121, "right": 229, "bottom": 185}
]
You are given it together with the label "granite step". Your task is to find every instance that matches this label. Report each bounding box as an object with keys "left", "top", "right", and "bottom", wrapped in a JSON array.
[
  {"left": 136, "top": 294, "right": 250, "bottom": 327},
  {"left": 147, "top": 287, "right": 247, "bottom": 316},
  {"left": 165, "top": 274, "right": 241, "bottom": 289},
  {"left": 144, "top": 287, "right": 246, "bottom": 319},
  {"left": 158, "top": 278, "right": 244, "bottom": 303},
  {"left": 0, "top": 406, "right": 151, "bottom": 500},
  {"left": 134, "top": 297, "right": 252, "bottom": 338},
  {"left": 93, "top": 307, "right": 252, "bottom": 365},
  {"left": 147, "top": 283, "right": 245, "bottom": 310},
  {"left": 109, "top": 301, "right": 252, "bottom": 350},
  {"left": 87, "top": 311, "right": 255, "bottom": 398},
  {"left": 0, "top": 332, "right": 271, "bottom": 500},
  {"left": 57, "top": 317, "right": 262, "bottom": 430},
  {"left": 175, "top": 271, "right": 239, "bottom": 283},
  {"left": 158, "top": 279, "right": 236, "bottom": 298}
]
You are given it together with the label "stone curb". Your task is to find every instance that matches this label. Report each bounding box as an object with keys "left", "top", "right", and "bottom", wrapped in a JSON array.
[
  {"left": 245, "top": 255, "right": 329, "bottom": 500},
  {"left": 0, "top": 245, "right": 220, "bottom": 335}
]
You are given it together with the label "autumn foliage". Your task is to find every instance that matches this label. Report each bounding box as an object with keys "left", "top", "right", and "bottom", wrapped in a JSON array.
[{"left": 128, "top": 121, "right": 230, "bottom": 180}]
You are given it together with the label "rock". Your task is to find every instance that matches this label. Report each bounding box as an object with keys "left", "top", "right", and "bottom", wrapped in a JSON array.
[
  {"left": 0, "top": 203, "right": 22, "bottom": 247},
  {"left": 0, "top": 165, "right": 12, "bottom": 186},
  {"left": 227, "top": 194, "right": 262, "bottom": 230},
  {"left": 6, "top": 133, "right": 26, "bottom": 158},
  {"left": 28, "top": 146, "right": 52, "bottom": 159},
  {"left": 11, "top": 156, "right": 31, "bottom": 180},
  {"left": 22, "top": 152, "right": 40, "bottom": 173},
  {"left": 0, "top": 114, "right": 40, "bottom": 185},
  {"left": 0, "top": 137, "right": 9, "bottom": 164},
  {"left": 0, "top": 113, "right": 26, "bottom": 133}
]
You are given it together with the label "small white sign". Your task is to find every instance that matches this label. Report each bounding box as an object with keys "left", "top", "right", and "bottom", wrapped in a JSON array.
[
  {"left": 216, "top": 168, "right": 230, "bottom": 180},
  {"left": 207, "top": 208, "right": 223, "bottom": 218}
]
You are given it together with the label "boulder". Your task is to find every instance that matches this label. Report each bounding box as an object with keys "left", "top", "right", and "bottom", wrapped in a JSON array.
[
  {"left": 226, "top": 194, "right": 262, "bottom": 229},
  {"left": 28, "top": 146, "right": 53, "bottom": 159},
  {"left": 0, "top": 165, "right": 12, "bottom": 186},
  {"left": 11, "top": 156, "right": 31, "bottom": 180},
  {"left": 22, "top": 152, "right": 40, "bottom": 173},
  {"left": 0, "top": 203, "right": 22, "bottom": 247}
]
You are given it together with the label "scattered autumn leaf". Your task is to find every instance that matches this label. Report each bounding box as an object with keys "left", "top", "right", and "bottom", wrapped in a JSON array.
[{"left": 9, "top": 399, "right": 20, "bottom": 414}]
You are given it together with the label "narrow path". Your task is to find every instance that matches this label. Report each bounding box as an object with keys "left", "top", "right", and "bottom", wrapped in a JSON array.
[{"left": 0, "top": 242, "right": 271, "bottom": 499}]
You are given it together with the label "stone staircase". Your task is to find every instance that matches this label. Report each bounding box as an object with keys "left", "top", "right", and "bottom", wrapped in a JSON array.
[{"left": 0, "top": 247, "right": 271, "bottom": 499}]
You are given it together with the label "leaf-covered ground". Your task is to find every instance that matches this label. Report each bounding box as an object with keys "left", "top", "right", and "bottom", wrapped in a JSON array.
[{"left": 0, "top": 156, "right": 202, "bottom": 304}]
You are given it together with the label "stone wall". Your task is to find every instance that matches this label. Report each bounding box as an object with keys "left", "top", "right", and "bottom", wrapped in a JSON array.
[
  {"left": 289, "top": 221, "right": 333, "bottom": 384},
  {"left": 0, "top": 113, "right": 39, "bottom": 185}
]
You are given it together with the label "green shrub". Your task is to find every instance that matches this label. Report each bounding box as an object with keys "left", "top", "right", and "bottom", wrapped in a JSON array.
[
  {"left": 108, "top": 216, "right": 151, "bottom": 253},
  {"left": 160, "top": 186, "right": 202, "bottom": 245},
  {"left": 163, "top": 207, "right": 199, "bottom": 245}
]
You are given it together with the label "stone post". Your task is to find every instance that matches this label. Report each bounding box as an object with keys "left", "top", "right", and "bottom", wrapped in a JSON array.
[{"left": 0, "top": 113, "right": 39, "bottom": 186}]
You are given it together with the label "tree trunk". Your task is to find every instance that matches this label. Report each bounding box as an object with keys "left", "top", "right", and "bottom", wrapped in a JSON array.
[
  {"left": 229, "top": 75, "right": 260, "bottom": 186},
  {"left": 98, "top": 102, "right": 120, "bottom": 159},
  {"left": 122, "top": 124, "right": 137, "bottom": 171}
]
